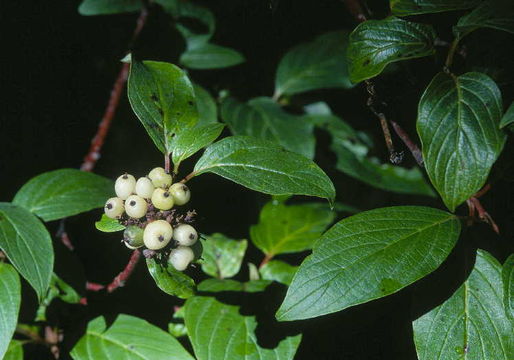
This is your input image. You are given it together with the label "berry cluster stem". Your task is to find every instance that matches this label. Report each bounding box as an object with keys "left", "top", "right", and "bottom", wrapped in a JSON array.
[{"left": 107, "top": 249, "right": 142, "bottom": 292}]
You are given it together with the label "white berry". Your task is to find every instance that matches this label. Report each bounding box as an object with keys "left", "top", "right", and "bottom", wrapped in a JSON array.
[
  {"left": 148, "top": 167, "right": 172, "bottom": 188},
  {"left": 173, "top": 224, "right": 198, "bottom": 246},
  {"left": 104, "top": 197, "right": 124, "bottom": 219},
  {"left": 168, "top": 246, "right": 194, "bottom": 271},
  {"left": 143, "top": 220, "right": 173, "bottom": 250},
  {"left": 115, "top": 173, "right": 136, "bottom": 200},
  {"left": 169, "top": 183, "right": 191, "bottom": 205},
  {"left": 124, "top": 195, "right": 148, "bottom": 218},
  {"left": 151, "top": 188, "right": 174, "bottom": 210},
  {"left": 135, "top": 177, "right": 155, "bottom": 199},
  {"left": 123, "top": 226, "right": 144, "bottom": 248}
]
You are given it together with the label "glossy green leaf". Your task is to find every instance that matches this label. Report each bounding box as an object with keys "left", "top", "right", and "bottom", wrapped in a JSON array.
[
  {"left": 500, "top": 102, "right": 514, "bottom": 130},
  {"left": 171, "top": 123, "right": 225, "bottom": 169},
  {"left": 260, "top": 260, "right": 298, "bottom": 286},
  {"left": 201, "top": 233, "right": 247, "bottom": 279},
  {"left": 413, "top": 250, "right": 514, "bottom": 360},
  {"left": 146, "top": 258, "right": 195, "bottom": 299},
  {"left": 13, "top": 169, "right": 113, "bottom": 222},
  {"left": 274, "top": 31, "right": 353, "bottom": 98},
  {"left": 0, "top": 203, "right": 53, "bottom": 301},
  {"left": 251, "top": 201, "right": 334, "bottom": 256},
  {"left": 503, "top": 254, "right": 514, "bottom": 318},
  {"left": 390, "top": 0, "right": 481, "bottom": 16},
  {"left": 347, "top": 17, "right": 436, "bottom": 83},
  {"left": 0, "top": 263, "right": 21, "bottom": 359},
  {"left": 181, "top": 43, "right": 245, "bottom": 70},
  {"left": 95, "top": 214, "right": 125, "bottom": 232},
  {"left": 185, "top": 282, "right": 301, "bottom": 360},
  {"left": 194, "top": 84, "right": 218, "bottom": 125},
  {"left": 193, "top": 136, "right": 335, "bottom": 202},
  {"left": 197, "top": 278, "right": 272, "bottom": 293},
  {"left": 455, "top": 0, "right": 514, "bottom": 37},
  {"left": 128, "top": 60, "right": 198, "bottom": 155},
  {"left": 36, "top": 273, "right": 81, "bottom": 321},
  {"left": 276, "top": 206, "right": 460, "bottom": 321},
  {"left": 221, "top": 97, "right": 315, "bottom": 159},
  {"left": 3, "top": 340, "right": 23, "bottom": 360},
  {"left": 71, "top": 314, "right": 194, "bottom": 360},
  {"left": 417, "top": 72, "right": 506, "bottom": 211},
  {"left": 305, "top": 104, "right": 434, "bottom": 196},
  {"left": 78, "top": 0, "right": 142, "bottom": 15}
]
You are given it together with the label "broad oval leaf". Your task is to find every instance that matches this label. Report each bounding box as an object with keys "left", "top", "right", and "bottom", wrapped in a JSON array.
[
  {"left": 181, "top": 43, "right": 245, "bottom": 70},
  {"left": 276, "top": 206, "right": 460, "bottom": 321},
  {"left": 0, "top": 263, "right": 21, "bottom": 359},
  {"left": 3, "top": 340, "right": 23, "bottom": 360},
  {"left": 274, "top": 31, "right": 353, "bottom": 98},
  {"left": 185, "top": 282, "right": 301, "bottom": 360},
  {"left": 128, "top": 60, "right": 198, "bottom": 155},
  {"left": 390, "top": 0, "right": 481, "bottom": 16},
  {"left": 413, "top": 250, "right": 514, "bottom": 360},
  {"left": 146, "top": 258, "right": 195, "bottom": 299},
  {"left": 221, "top": 97, "right": 315, "bottom": 159},
  {"left": 500, "top": 102, "right": 514, "bottom": 130},
  {"left": 347, "top": 17, "right": 436, "bottom": 83},
  {"left": 260, "top": 260, "right": 298, "bottom": 286},
  {"left": 201, "top": 233, "right": 247, "bottom": 279},
  {"left": 95, "top": 214, "right": 126, "bottom": 232},
  {"left": 13, "top": 169, "right": 113, "bottom": 222},
  {"left": 503, "top": 254, "right": 514, "bottom": 318},
  {"left": 171, "top": 123, "right": 224, "bottom": 169},
  {"left": 70, "top": 314, "right": 194, "bottom": 360},
  {"left": 455, "top": 0, "right": 514, "bottom": 37},
  {"left": 0, "top": 203, "right": 53, "bottom": 301},
  {"left": 193, "top": 136, "right": 335, "bottom": 202},
  {"left": 78, "top": 0, "right": 142, "bottom": 15},
  {"left": 250, "top": 201, "right": 335, "bottom": 256},
  {"left": 417, "top": 72, "right": 506, "bottom": 211}
]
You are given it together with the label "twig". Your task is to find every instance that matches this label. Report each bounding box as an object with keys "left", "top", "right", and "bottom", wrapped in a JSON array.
[
  {"left": 466, "top": 197, "right": 499, "bottom": 234},
  {"left": 56, "top": 220, "right": 74, "bottom": 251},
  {"left": 107, "top": 249, "right": 142, "bottom": 292},
  {"left": 180, "top": 171, "right": 196, "bottom": 184},
  {"left": 259, "top": 254, "right": 273, "bottom": 269},
  {"left": 86, "top": 281, "right": 105, "bottom": 291},
  {"left": 444, "top": 37, "right": 460, "bottom": 72},
  {"left": 389, "top": 119, "right": 424, "bottom": 167}
]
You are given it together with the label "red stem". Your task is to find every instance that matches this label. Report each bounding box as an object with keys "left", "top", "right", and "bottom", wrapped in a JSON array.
[
  {"left": 389, "top": 119, "right": 424, "bottom": 167},
  {"left": 107, "top": 250, "right": 142, "bottom": 292}
]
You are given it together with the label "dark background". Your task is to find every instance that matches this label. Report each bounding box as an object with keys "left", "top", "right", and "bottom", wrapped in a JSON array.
[{"left": 1, "top": 0, "right": 513, "bottom": 359}]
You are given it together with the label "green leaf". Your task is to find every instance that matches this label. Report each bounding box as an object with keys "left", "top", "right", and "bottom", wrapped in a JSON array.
[
  {"left": 503, "top": 254, "right": 514, "bottom": 318},
  {"left": 200, "top": 233, "right": 247, "bottom": 279},
  {"left": 500, "top": 102, "right": 514, "bottom": 130},
  {"left": 146, "top": 258, "right": 195, "bottom": 299},
  {"left": 417, "top": 72, "right": 506, "bottom": 211},
  {"left": 3, "top": 340, "right": 23, "bottom": 360},
  {"left": 250, "top": 201, "right": 335, "bottom": 256},
  {"left": 128, "top": 60, "right": 198, "bottom": 155},
  {"left": 95, "top": 214, "right": 125, "bottom": 232},
  {"left": 413, "top": 250, "right": 514, "bottom": 360},
  {"left": 197, "top": 278, "right": 272, "bottom": 293},
  {"left": 78, "top": 0, "right": 142, "bottom": 15},
  {"left": 274, "top": 31, "right": 353, "bottom": 98},
  {"left": 306, "top": 103, "right": 434, "bottom": 196},
  {"left": 390, "top": 0, "right": 481, "bottom": 16},
  {"left": 168, "top": 307, "right": 187, "bottom": 338},
  {"left": 221, "top": 97, "right": 315, "bottom": 159},
  {"left": 185, "top": 284, "right": 301, "bottom": 360},
  {"left": 260, "top": 260, "right": 298, "bottom": 286},
  {"left": 455, "top": 0, "right": 514, "bottom": 37},
  {"left": 0, "top": 263, "right": 21, "bottom": 359},
  {"left": 194, "top": 84, "right": 218, "bottom": 125},
  {"left": 181, "top": 43, "right": 245, "bottom": 70},
  {"left": 0, "top": 203, "right": 53, "bottom": 301},
  {"left": 71, "top": 314, "right": 194, "bottom": 360},
  {"left": 171, "top": 123, "right": 225, "bottom": 169},
  {"left": 174, "top": 2, "right": 215, "bottom": 49},
  {"left": 13, "top": 169, "right": 113, "bottom": 222},
  {"left": 193, "top": 136, "right": 336, "bottom": 202},
  {"left": 347, "top": 17, "right": 436, "bottom": 83},
  {"left": 276, "top": 206, "right": 460, "bottom": 321},
  {"left": 36, "top": 273, "right": 81, "bottom": 322}
]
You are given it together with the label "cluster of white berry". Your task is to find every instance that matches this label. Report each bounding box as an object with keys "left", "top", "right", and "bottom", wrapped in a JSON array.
[{"left": 104, "top": 167, "right": 198, "bottom": 271}]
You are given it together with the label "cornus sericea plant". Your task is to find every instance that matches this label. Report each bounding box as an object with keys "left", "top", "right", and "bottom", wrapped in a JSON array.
[{"left": 1, "top": 0, "right": 513, "bottom": 359}]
